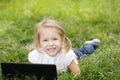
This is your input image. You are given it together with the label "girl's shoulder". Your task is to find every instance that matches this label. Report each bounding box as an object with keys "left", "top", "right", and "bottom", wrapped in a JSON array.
[
  {"left": 66, "top": 49, "right": 76, "bottom": 56},
  {"left": 28, "top": 48, "right": 44, "bottom": 63},
  {"left": 28, "top": 48, "right": 43, "bottom": 56},
  {"left": 63, "top": 49, "right": 76, "bottom": 60},
  {"left": 61, "top": 49, "right": 78, "bottom": 66},
  {"left": 57, "top": 49, "right": 75, "bottom": 59}
]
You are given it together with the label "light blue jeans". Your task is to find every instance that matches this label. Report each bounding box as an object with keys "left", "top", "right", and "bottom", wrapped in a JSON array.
[{"left": 73, "top": 44, "right": 98, "bottom": 59}]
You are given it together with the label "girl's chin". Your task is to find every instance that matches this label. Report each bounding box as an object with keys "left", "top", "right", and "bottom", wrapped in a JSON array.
[
  {"left": 47, "top": 52, "right": 57, "bottom": 56},
  {"left": 48, "top": 53, "right": 57, "bottom": 56}
]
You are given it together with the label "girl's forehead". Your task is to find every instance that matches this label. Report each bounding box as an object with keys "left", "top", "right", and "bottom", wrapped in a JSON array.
[
  {"left": 38, "top": 27, "right": 64, "bottom": 38},
  {"left": 38, "top": 27, "right": 65, "bottom": 40},
  {"left": 39, "top": 27, "right": 62, "bottom": 39},
  {"left": 39, "top": 27, "right": 59, "bottom": 32},
  {"left": 39, "top": 27, "right": 59, "bottom": 34}
]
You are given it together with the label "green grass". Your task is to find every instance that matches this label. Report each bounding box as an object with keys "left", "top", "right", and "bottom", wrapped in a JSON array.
[{"left": 0, "top": 0, "right": 120, "bottom": 80}]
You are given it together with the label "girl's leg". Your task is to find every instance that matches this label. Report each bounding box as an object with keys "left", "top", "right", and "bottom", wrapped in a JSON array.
[{"left": 73, "top": 39, "right": 100, "bottom": 59}]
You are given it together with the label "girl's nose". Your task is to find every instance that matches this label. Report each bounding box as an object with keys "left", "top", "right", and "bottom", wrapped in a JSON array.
[{"left": 48, "top": 41, "right": 54, "bottom": 46}]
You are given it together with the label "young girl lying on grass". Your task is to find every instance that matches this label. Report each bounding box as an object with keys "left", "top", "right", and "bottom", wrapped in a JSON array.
[{"left": 28, "top": 19, "right": 100, "bottom": 74}]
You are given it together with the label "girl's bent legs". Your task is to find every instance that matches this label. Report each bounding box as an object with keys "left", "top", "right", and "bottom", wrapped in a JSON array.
[
  {"left": 73, "top": 45, "right": 97, "bottom": 59},
  {"left": 73, "top": 39, "right": 100, "bottom": 59}
]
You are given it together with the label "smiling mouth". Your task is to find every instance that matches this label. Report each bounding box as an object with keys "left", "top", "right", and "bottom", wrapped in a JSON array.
[{"left": 47, "top": 48, "right": 56, "bottom": 52}]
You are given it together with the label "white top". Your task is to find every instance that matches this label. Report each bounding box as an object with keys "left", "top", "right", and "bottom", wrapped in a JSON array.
[{"left": 28, "top": 48, "right": 78, "bottom": 72}]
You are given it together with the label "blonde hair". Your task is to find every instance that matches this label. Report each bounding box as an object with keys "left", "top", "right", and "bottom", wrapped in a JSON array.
[{"left": 31, "top": 19, "right": 71, "bottom": 53}]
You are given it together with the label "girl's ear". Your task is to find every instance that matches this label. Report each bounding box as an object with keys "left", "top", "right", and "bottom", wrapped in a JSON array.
[{"left": 61, "top": 37, "right": 65, "bottom": 43}]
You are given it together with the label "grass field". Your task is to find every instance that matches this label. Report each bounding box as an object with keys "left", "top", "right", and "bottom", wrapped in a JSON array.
[{"left": 0, "top": 0, "right": 120, "bottom": 80}]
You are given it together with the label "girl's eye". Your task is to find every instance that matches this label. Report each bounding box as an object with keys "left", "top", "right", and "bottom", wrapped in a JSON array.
[
  {"left": 53, "top": 38, "right": 58, "bottom": 40},
  {"left": 43, "top": 39, "right": 48, "bottom": 42}
]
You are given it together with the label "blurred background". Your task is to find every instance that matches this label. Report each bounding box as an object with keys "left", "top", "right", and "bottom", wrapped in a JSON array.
[{"left": 0, "top": 0, "right": 120, "bottom": 80}]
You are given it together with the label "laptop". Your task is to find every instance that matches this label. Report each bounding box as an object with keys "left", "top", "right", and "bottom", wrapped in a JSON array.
[{"left": 1, "top": 62, "right": 57, "bottom": 80}]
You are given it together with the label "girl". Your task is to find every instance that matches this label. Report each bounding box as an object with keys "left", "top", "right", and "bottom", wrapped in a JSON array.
[{"left": 28, "top": 19, "right": 100, "bottom": 74}]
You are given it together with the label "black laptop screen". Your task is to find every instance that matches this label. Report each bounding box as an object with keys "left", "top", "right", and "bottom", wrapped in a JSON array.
[{"left": 1, "top": 62, "right": 57, "bottom": 80}]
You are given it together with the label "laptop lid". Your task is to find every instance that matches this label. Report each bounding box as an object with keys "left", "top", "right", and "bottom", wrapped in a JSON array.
[{"left": 1, "top": 62, "right": 57, "bottom": 80}]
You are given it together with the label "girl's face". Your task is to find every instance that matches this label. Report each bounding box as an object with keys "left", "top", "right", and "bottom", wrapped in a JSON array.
[{"left": 39, "top": 27, "right": 63, "bottom": 56}]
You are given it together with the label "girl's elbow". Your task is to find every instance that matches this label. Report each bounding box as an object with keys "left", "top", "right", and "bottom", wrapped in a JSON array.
[
  {"left": 69, "top": 67, "right": 80, "bottom": 74},
  {"left": 74, "top": 68, "right": 80, "bottom": 74}
]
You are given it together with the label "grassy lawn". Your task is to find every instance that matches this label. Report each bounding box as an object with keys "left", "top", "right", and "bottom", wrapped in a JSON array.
[{"left": 0, "top": 0, "right": 120, "bottom": 80}]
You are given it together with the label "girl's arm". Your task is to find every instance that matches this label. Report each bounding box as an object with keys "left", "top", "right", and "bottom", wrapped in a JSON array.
[{"left": 68, "top": 60, "right": 80, "bottom": 74}]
